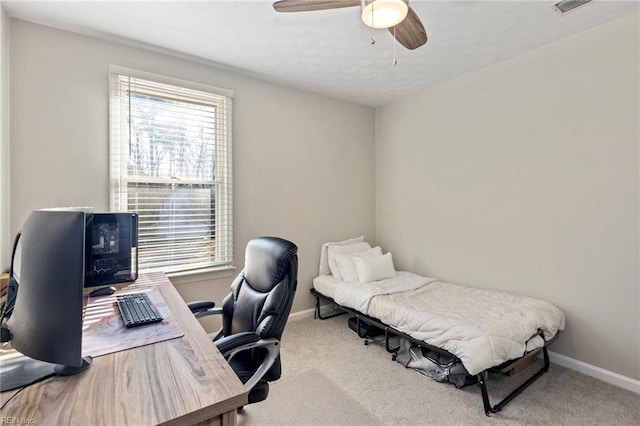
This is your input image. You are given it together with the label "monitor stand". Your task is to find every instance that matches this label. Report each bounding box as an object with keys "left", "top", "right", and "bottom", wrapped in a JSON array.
[
  {"left": 0, "top": 354, "right": 92, "bottom": 391},
  {"left": 54, "top": 356, "right": 92, "bottom": 376}
]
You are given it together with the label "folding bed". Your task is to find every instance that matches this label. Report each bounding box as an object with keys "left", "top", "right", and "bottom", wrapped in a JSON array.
[{"left": 311, "top": 237, "right": 565, "bottom": 415}]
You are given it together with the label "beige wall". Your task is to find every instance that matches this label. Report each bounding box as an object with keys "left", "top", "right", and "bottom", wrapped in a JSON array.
[
  {"left": 0, "top": 6, "right": 9, "bottom": 272},
  {"left": 375, "top": 14, "right": 639, "bottom": 380},
  {"left": 9, "top": 19, "right": 375, "bottom": 315}
]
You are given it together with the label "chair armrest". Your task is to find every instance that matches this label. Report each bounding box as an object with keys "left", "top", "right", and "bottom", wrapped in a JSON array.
[
  {"left": 214, "top": 331, "right": 261, "bottom": 356},
  {"left": 187, "top": 300, "right": 222, "bottom": 319},
  {"left": 215, "top": 333, "right": 281, "bottom": 392},
  {"left": 187, "top": 300, "right": 215, "bottom": 312}
]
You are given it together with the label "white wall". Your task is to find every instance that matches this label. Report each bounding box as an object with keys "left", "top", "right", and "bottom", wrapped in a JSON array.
[
  {"left": 375, "top": 14, "right": 639, "bottom": 380},
  {"left": 0, "top": 6, "right": 9, "bottom": 273},
  {"left": 9, "top": 19, "right": 376, "bottom": 315}
]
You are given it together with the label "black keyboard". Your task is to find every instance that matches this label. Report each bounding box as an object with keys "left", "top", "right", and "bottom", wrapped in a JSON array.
[{"left": 116, "top": 292, "right": 163, "bottom": 328}]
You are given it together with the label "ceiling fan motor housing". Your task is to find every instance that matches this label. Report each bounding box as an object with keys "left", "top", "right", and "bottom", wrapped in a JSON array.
[{"left": 361, "top": 0, "right": 409, "bottom": 29}]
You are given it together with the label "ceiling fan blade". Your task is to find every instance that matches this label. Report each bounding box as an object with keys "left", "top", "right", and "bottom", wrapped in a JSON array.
[
  {"left": 389, "top": 6, "right": 427, "bottom": 50},
  {"left": 273, "top": 0, "right": 360, "bottom": 13}
]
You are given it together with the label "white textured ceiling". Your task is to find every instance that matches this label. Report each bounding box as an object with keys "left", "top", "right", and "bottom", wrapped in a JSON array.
[{"left": 2, "top": 0, "right": 638, "bottom": 106}]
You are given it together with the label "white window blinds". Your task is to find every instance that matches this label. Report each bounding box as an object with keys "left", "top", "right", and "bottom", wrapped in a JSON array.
[{"left": 109, "top": 66, "right": 233, "bottom": 273}]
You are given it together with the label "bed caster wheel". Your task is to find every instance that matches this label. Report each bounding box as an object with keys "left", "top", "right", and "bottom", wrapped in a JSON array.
[
  {"left": 364, "top": 340, "right": 369, "bottom": 346},
  {"left": 392, "top": 354, "right": 397, "bottom": 361}
]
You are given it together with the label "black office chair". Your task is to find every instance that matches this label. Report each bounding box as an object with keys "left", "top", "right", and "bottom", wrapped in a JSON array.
[{"left": 188, "top": 236, "right": 298, "bottom": 404}]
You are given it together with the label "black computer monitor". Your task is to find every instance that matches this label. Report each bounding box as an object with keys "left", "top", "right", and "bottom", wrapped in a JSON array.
[{"left": 0, "top": 209, "right": 92, "bottom": 391}]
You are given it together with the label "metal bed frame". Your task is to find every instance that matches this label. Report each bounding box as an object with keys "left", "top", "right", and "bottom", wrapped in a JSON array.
[{"left": 311, "top": 288, "right": 554, "bottom": 416}]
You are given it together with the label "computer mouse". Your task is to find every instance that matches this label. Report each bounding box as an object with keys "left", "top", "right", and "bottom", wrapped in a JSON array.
[{"left": 89, "top": 286, "right": 117, "bottom": 297}]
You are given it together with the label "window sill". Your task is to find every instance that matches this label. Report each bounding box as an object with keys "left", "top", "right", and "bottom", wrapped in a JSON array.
[{"left": 167, "top": 265, "right": 237, "bottom": 285}]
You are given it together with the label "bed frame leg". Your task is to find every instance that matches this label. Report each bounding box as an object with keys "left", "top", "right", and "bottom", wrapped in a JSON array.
[
  {"left": 313, "top": 292, "right": 346, "bottom": 320},
  {"left": 477, "top": 346, "right": 551, "bottom": 416},
  {"left": 384, "top": 327, "right": 400, "bottom": 360},
  {"left": 478, "top": 372, "right": 495, "bottom": 416}
]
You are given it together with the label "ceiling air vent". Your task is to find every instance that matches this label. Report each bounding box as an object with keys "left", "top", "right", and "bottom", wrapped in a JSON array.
[{"left": 554, "top": 0, "right": 593, "bottom": 14}]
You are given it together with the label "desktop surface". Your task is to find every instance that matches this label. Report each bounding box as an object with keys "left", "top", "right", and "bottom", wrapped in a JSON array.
[{"left": 0, "top": 272, "right": 247, "bottom": 425}]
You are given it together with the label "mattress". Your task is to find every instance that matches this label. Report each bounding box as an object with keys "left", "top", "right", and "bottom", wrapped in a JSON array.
[
  {"left": 312, "top": 273, "right": 565, "bottom": 375},
  {"left": 312, "top": 274, "right": 343, "bottom": 299}
]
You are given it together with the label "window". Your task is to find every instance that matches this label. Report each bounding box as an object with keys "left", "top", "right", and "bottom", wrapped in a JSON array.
[{"left": 110, "top": 66, "right": 233, "bottom": 274}]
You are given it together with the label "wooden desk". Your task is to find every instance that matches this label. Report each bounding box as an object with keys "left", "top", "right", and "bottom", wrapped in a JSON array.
[
  {"left": 0, "top": 272, "right": 8, "bottom": 298},
  {"left": 0, "top": 272, "right": 247, "bottom": 425}
]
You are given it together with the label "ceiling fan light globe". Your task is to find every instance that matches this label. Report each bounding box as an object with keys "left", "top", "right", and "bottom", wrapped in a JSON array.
[{"left": 361, "top": 0, "right": 409, "bottom": 29}]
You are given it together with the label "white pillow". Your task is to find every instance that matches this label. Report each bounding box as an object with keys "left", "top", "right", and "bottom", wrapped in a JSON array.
[
  {"left": 318, "top": 236, "right": 364, "bottom": 276},
  {"left": 328, "top": 242, "right": 372, "bottom": 280},
  {"left": 354, "top": 252, "right": 396, "bottom": 283},
  {"left": 335, "top": 246, "right": 383, "bottom": 282}
]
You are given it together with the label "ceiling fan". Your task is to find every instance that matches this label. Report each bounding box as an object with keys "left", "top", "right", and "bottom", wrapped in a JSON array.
[{"left": 273, "top": 0, "right": 428, "bottom": 50}]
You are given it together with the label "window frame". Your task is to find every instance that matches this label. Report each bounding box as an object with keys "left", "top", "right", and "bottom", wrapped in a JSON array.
[{"left": 109, "top": 65, "right": 234, "bottom": 274}]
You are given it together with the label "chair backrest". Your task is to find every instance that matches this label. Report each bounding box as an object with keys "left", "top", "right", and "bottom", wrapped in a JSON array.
[{"left": 221, "top": 237, "right": 298, "bottom": 340}]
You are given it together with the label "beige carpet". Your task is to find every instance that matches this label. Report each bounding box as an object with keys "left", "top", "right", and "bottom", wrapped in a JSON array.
[
  {"left": 238, "top": 315, "right": 640, "bottom": 425},
  {"left": 237, "top": 369, "right": 383, "bottom": 426}
]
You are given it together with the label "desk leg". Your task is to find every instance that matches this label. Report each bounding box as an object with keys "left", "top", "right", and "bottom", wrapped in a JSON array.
[
  {"left": 192, "top": 410, "right": 237, "bottom": 426},
  {"left": 221, "top": 410, "right": 237, "bottom": 426}
]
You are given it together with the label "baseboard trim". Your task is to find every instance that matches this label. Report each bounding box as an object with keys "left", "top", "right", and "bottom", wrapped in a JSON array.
[
  {"left": 288, "top": 307, "right": 316, "bottom": 321},
  {"left": 289, "top": 304, "right": 342, "bottom": 321},
  {"left": 545, "top": 350, "right": 639, "bottom": 393}
]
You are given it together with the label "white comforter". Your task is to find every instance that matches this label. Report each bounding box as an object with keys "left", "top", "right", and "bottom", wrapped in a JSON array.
[
  {"left": 330, "top": 274, "right": 565, "bottom": 376},
  {"left": 333, "top": 271, "right": 435, "bottom": 313}
]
